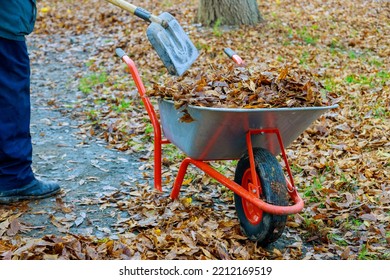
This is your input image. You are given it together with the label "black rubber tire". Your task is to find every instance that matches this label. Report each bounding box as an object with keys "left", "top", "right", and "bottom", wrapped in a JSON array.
[{"left": 234, "top": 147, "right": 289, "bottom": 245}]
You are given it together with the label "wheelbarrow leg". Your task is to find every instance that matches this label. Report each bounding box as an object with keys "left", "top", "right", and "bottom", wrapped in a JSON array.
[
  {"left": 116, "top": 50, "right": 168, "bottom": 192},
  {"left": 170, "top": 158, "right": 192, "bottom": 199},
  {"left": 153, "top": 138, "right": 163, "bottom": 192}
]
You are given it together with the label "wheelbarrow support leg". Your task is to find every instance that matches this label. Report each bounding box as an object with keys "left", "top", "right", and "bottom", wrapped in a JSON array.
[
  {"left": 117, "top": 49, "right": 171, "bottom": 192},
  {"left": 170, "top": 128, "right": 304, "bottom": 215},
  {"left": 247, "top": 128, "right": 296, "bottom": 192},
  {"left": 171, "top": 158, "right": 304, "bottom": 215},
  {"left": 171, "top": 158, "right": 192, "bottom": 199}
]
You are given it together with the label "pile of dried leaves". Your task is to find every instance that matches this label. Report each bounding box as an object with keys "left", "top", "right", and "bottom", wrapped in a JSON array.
[
  {"left": 150, "top": 64, "right": 336, "bottom": 109},
  {"left": 1, "top": 191, "right": 289, "bottom": 260}
]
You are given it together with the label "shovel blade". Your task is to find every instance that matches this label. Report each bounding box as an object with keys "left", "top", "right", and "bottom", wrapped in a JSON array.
[{"left": 147, "top": 12, "right": 198, "bottom": 76}]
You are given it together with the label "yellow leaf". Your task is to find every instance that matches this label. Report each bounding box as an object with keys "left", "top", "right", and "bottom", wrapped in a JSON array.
[
  {"left": 182, "top": 178, "right": 192, "bottom": 185},
  {"left": 278, "top": 66, "right": 289, "bottom": 80},
  {"left": 249, "top": 80, "right": 256, "bottom": 92},
  {"left": 182, "top": 197, "right": 192, "bottom": 206},
  {"left": 40, "top": 7, "right": 50, "bottom": 13}
]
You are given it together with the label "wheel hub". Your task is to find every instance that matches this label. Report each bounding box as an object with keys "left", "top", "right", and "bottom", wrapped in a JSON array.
[{"left": 242, "top": 169, "right": 263, "bottom": 225}]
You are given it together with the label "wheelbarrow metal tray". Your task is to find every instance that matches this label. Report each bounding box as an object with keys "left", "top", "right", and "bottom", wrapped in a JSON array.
[{"left": 159, "top": 99, "right": 337, "bottom": 160}]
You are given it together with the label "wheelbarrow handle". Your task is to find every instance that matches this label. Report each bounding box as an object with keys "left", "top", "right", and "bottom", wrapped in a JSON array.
[
  {"left": 223, "top": 48, "right": 236, "bottom": 58},
  {"left": 115, "top": 48, "right": 147, "bottom": 98},
  {"left": 105, "top": 0, "right": 166, "bottom": 27},
  {"left": 224, "top": 48, "right": 244, "bottom": 65}
]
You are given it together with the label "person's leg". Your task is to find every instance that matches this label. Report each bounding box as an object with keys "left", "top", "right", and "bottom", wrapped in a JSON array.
[
  {"left": 0, "top": 37, "right": 35, "bottom": 190},
  {"left": 0, "top": 37, "right": 60, "bottom": 203}
]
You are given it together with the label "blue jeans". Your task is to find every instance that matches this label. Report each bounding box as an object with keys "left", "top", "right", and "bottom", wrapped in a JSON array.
[{"left": 0, "top": 37, "right": 34, "bottom": 190}]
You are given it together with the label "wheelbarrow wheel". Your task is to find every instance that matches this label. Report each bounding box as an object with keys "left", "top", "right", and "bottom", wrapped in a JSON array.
[{"left": 234, "top": 147, "right": 289, "bottom": 245}]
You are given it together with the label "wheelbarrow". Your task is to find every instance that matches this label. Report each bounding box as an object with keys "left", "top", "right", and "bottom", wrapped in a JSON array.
[{"left": 115, "top": 48, "right": 338, "bottom": 245}]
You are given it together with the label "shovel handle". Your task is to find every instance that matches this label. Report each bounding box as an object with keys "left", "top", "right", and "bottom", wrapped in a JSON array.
[{"left": 105, "top": 0, "right": 165, "bottom": 26}]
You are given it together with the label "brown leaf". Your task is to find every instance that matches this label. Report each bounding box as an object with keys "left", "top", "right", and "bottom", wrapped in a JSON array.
[
  {"left": 0, "top": 219, "right": 10, "bottom": 237},
  {"left": 360, "top": 213, "right": 377, "bottom": 222},
  {"left": 216, "top": 242, "right": 230, "bottom": 260},
  {"left": 6, "top": 218, "right": 21, "bottom": 236},
  {"left": 278, "top": 66, "right": 288, "bottom": 80},
  {"left": 340, "top": 247, "right": 350, "bottom": 260},
  {"left": 179, "top": 109, "right": 195, "bottom": 123}
]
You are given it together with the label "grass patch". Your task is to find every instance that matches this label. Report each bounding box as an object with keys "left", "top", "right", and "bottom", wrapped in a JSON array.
[
  {"left": 369, "top": 58, "right": 383, "bottom": 67},
  {"left": 162, "top": 144, "right": 186, "bottom": 163},
  {"left": 300, "top": 214, "right": 328, "bottom": 241},
  {"left": 298, "top": 26, "right": 318, "bottom": 45},
  {"left": 345, "top": 70, "right": 389, "bottom": 88},
  {"left": 161, "top": 0, "right": 173, "bottom": 8},
  {"left": 376, "top": 70, "right": 390, "bottom": 84},
  {"left": 358, "top": 245, "right": 380, "bottom": 260},
  {"left": 79, "top": 72, "right": 107, "bottom": 94},
  {"left": 342, "top": 217, "right": 363, "bottom": 231},
  {"left": 328, "top": 233, "right": 348, "bottom": 246},
  {"left": 323, "top": 77, "right": 339, "bottom": 92},
  {"left": 302, "top": 176, "right": 326, "bottom": 203},
  {"left": 213, "top": 18, "right": 223, "bottom": 37},
  {"left": 299, "top": 51, "right": 310, "bottom": 65},
  {"left": 113, "top": 100, "right": 133, "bottom": 113}
]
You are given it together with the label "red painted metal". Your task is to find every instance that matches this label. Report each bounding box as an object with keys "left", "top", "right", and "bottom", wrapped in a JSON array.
[
  {"left": 120, "top": 53, "right": 304, "bottom": 216},
  {"left": 171, "top": 157, "right": 303, "bottom": 215},
  {"left": 242, "top": 170, "right": 263, "bottom": 225},
  {"left": 232, "top": 54, "right": 244, "bottom": 65},
  {"left": 121, "top": 55, "right": 170, "bottom": 191},
  {"left": 170, "top": 128, "right": 304, "bottom": 215},
  {"left": 247, "top": 128, "right": 296, "bottom": 192},
  {"left": 246, "top": 132, "right": 260, "bottom": 188}
]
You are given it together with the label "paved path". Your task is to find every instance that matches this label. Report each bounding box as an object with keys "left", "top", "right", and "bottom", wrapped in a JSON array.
[{"left": 19, "top": 34, "right": 145, "bottom": 239}]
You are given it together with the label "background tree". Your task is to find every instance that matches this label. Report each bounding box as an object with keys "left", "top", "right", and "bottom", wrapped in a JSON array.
[{"left": 197, "top": 0, "right": 263, "bottom": 26}]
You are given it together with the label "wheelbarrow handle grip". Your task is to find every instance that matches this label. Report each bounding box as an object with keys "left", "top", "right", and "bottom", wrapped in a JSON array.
[
  {"left": 105, "top": 0, "right": 165, "bottom": 27},
  {"left": 224, "top": 48, "right": 236, "bottom": 59},
  {"left": 224, "top": 48, "right": 244, "bottom": 65},
  {"left": 115, "top": 48, "right": 126, "bottom": 59}
]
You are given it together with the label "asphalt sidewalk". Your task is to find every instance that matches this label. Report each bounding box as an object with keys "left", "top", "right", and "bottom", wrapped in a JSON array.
[{"left": 9, "top": 33, "right": 146, "bottom": 239}]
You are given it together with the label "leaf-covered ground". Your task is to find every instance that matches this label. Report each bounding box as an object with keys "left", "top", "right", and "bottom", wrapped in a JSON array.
[{"left": 0, "top": 0, "right": 389, "bottom": 260}]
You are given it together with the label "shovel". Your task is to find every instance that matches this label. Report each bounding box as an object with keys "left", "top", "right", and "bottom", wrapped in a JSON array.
[{"left": 105, "top": 0, "right": 199, "bottom": 76}]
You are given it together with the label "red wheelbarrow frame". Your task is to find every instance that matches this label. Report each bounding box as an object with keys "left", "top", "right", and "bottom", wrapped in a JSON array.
[{"left": 119, "top": 53, "right": 304, "bottom": 216}]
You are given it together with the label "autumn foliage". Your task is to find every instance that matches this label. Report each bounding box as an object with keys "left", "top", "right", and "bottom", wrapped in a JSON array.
[{"left": 0, "top": 0, "right": 389, "bottom": 260}]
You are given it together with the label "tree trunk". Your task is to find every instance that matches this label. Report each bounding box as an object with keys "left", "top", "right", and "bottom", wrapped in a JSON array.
[{"left": 197, "top": 0, "right": 263, "bottom": 26}]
